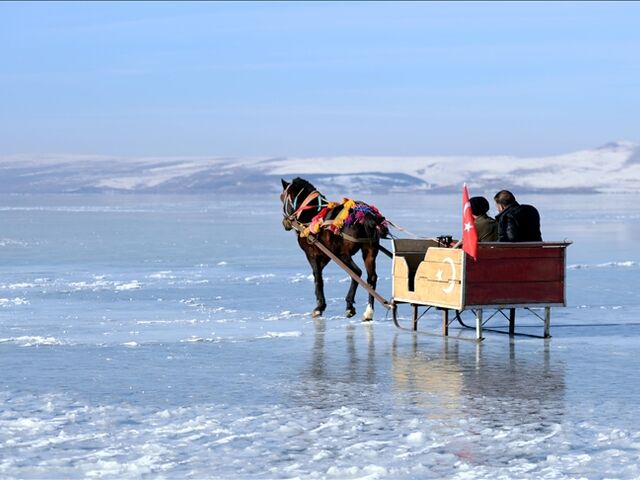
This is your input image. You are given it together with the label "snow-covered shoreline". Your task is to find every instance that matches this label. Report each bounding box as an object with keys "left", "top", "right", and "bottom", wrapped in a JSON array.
[{"left": 1, "top": 141, "right": 638, "bottom": 194}]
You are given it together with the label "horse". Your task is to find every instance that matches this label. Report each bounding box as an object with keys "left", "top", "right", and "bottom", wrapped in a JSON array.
[{"left": 280, "top": 177, "right": 389, "bottom": 321}]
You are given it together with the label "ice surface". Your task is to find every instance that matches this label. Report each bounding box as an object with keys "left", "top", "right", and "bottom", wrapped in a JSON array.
[{"left": 1, "top": 192, "right": 639, "bottom": 479}]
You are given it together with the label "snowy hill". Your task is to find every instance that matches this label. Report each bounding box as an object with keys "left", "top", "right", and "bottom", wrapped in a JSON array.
[{"left": 0, "top": 142, "right": 638, "bottom": 194}]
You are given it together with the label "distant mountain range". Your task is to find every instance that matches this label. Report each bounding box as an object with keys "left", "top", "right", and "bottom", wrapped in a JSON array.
[{"left": 1, "top": 141, "right": 638, "bottom": 194}]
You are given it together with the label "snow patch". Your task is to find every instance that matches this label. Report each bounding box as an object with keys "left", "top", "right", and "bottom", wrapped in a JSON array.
[
  {"left": 0, "top": 238, "right": 28, "bottom": 247},
  {"left": 0, "top": 297, "right": 29, "bottom": 307},
  {"left": 0, "top": 336, "right": 65, "bottom": 346},
  {"left": 568, "top": 261, "right": 637, "bottom": 270},
  {"left": 148, "top": 271, "right": 175, "bottom": 279},
  {"left": 244, "top": 274, "right": 276, "bottom": 283},
  {"left": 257, "top": 331, "right": 303, "bottom": 339},
  {"left": 115, "top": 280, "right": 142, "bottom": 291}
]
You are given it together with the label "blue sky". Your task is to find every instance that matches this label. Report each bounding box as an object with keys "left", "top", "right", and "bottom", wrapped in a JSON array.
[{"left": 1, "top": 1, "right": 639, "bottom": 157}]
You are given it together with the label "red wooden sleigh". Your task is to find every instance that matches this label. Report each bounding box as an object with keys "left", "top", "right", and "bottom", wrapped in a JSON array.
[{"left": 391, "top": 239, "right": 572, "bottom": 340}]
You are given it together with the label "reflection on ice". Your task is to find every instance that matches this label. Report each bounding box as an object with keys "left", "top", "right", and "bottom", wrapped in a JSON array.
[
  {"left": 391, "top": 337, "right": 565, "bottom": 426},
  {"left": 301, "top": 320, "right": 378, "bottom": 399}
]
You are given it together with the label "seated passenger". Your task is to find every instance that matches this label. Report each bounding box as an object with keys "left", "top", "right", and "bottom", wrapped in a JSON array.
[
  {"left": 469, "top": 196, "right": 498, "bottom": 242},
  {"left": 493, "top": 190, "right": 542, "bottom": 242}
]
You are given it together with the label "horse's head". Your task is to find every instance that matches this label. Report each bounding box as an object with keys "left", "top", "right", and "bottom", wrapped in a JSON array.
[{"left": 280, "top": 177, "right": 319, "bottom": 230}]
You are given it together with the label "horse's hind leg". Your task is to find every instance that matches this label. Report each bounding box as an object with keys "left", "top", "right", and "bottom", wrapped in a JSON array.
[{"left": 362, "top": 246, "right": 379, "bottom": 321}]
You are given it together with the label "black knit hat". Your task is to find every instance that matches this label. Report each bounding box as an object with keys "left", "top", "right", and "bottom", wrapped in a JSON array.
[{"left": 469, "top": 196, "right": 490, "bottom": 216}]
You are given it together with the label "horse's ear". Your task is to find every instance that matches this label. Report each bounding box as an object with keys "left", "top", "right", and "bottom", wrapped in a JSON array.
[{"left": 281, "top": 179, "right": 289, "bottom": 189}]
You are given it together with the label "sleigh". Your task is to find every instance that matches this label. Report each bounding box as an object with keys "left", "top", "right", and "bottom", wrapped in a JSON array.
[{"left": 390, "top": 239, "right": 572, "bottom": 340}]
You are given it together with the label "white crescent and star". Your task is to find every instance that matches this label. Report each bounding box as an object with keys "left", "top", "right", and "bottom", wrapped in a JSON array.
[
  {"left": 463, "top": 202, "right": 475, "bottom": 232},
  {"left": 441, "top": 256, "right": 457, "bottom": 294}
]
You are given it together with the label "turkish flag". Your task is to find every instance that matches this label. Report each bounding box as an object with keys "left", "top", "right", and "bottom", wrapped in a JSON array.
[{"left": 462, "top": 184, "right": 478, "bottom": 260}]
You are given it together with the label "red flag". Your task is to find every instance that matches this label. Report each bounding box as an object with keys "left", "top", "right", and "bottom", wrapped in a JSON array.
[{"left": 462, "top": 184, "right": 478, "bottom": 260}]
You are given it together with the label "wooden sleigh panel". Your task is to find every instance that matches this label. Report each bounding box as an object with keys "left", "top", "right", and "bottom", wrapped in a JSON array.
[
  {"left": 392, "top": 241, "right": 465, "bottom": 310},
  {"left": 465, "top": 242, "right": 568, "bottom": 307}
]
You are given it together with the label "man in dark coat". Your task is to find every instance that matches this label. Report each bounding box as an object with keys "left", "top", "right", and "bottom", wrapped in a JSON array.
[
  {"left": 469, "top": 196, "right": 498, "bottom": 242},
  {"left": 493, "top": 190, "right": 542, "bottom": 242}
]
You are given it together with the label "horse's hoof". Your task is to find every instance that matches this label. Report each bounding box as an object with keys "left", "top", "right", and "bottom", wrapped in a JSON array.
[
  {"left": 362, "top": 304, "right": 374, "bottom": 322},
  {"left": 345, "top": 308, "right": 356, "bottom": 318},
  {"left": 312, "top": 309, "right": 323, "bottom": 318}
]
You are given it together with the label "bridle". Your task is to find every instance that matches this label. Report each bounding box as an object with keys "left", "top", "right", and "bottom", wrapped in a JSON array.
[{"left": 281, "top": 183, "right": 328, "bottom": 228}]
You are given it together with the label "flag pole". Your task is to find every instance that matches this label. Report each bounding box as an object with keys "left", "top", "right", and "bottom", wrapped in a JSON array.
[{"left": 454, "top": 182, "right": 468, "bottom": 249}]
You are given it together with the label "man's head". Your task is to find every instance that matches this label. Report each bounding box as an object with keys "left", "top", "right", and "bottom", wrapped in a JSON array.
[
  {"left": 493, "top": 190, "right": 517, "bottom": 213},
  {"left": 469, "top": 196, "right": 490, "bottom": 217}
]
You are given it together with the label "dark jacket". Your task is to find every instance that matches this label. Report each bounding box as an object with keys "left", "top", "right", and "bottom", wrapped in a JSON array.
[
  {"left": 474, "top": 214, "right": 498, "bottom": 242},
  {"left": 495, "top": 203, "right": 542, "bottom": 242}
]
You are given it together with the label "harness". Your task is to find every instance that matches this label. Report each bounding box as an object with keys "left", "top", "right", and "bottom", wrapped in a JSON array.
[
  {"left": 283, "top": 188, "right": 387, "bottom": 243},
  {"left": 281, "top": 184, "right": 422, "bottom": 262},
  {"left": 303, "top": 198, "right": 355, "bottom": 237}
]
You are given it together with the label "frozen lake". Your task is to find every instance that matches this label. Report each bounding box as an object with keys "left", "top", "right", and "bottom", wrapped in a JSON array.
[{"left": 1, "top": 192, "right": 639, "bottom": 479}]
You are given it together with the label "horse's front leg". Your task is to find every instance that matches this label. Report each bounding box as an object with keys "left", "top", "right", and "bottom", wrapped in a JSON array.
[
  {"left": 343, "top": 258, "right": 363, "bottom": 318},
  {"left": 310, "top": 256, "right": 329, "bottom": 317},
  {"left": 362, "top": 247, "right": 379, "bottom": 321}
]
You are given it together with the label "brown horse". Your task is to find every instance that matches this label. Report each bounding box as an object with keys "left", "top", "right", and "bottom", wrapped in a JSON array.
[{"left": 280, "top": 177, "right": 389, "bottom": 320}]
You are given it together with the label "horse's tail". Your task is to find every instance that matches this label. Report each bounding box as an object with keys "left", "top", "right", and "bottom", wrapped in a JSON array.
[{"left": 362, "top": 211, "right": 389, "bottom": 243}]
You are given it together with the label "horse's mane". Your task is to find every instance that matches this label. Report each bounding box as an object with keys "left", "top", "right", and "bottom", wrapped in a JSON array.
[{"left": 291, "top": 177, "right": 318, "bottom": 193}]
